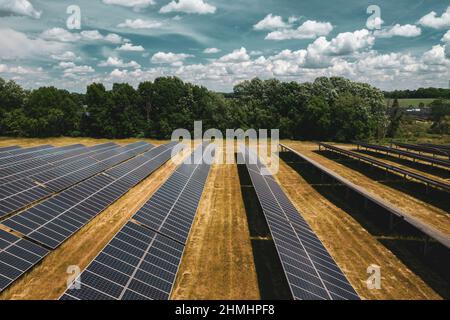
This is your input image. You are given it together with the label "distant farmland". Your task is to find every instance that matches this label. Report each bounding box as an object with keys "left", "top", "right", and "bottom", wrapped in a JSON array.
[
  {"left": 385, "top": 98, "right": 435, "bottom": 108},
  {"left": 385, "top": 98, "right": 449, "bottom": 108}
]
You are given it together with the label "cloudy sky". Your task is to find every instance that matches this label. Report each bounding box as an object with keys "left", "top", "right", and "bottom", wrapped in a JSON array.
[{"left": 0, "top": 0, "right": 450, "bottom": 92}]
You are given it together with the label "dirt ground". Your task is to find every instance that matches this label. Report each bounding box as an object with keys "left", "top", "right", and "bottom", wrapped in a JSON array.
[
  {"left": 284, "top": 141, "right": 450, "bottom": 237},
  {"left": 171, "top": 145, "right": 260, "bottom": 300},
  {"left": 272, "top": 154, "right": 440, "bottom": 300},
  {"left": 0, "top": 139, "right": 185, "bottom": 300}
]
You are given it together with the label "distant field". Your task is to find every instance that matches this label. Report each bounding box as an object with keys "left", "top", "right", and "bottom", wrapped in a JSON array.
[
  {"left": 385, "top": 98, "right": 450, "bottom": 108},
  {"left": 385, "top": 98, "right": 435, "bottom": 107}
]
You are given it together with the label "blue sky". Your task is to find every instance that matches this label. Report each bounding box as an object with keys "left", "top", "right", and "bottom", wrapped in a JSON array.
[{"left": 0, "top": 0, "right": 450, "bottom": 92}]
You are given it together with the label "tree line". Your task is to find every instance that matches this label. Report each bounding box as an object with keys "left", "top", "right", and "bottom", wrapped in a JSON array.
[
  {"left": 1, "top": 76, "right": 393, "bottom": 141},
  {"left": 384, "top": 88, "right": 450, "bottom": 99}
]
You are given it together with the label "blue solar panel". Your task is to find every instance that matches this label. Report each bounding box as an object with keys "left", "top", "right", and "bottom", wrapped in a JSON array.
[
  {"left": 0, "top": 229, "right": 49, "bottom": 292},
  {"left": 2, "top": 143, "right": 178, "bottom": 250},
  {"left": 61, "top": 143, "right": 214, "bottom": 300},
  {"left": 0, "top": 142, "right": 153, "bottom": 218},
  {"left": 241, "top": 145, "right": 359, "bottom": 300}
]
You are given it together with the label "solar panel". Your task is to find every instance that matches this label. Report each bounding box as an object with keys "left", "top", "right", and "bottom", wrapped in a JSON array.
[
  {"left": 0, "top": 142, "right": 153, "bottom": 219},
  {"left": 357, "top": 142, "right": 450, "bottom": 168},
  {"left": 0, "top": 229, "right": 49, "bottom": 292},
  {"left": 320, "top": 143, "right": 450, "bottom": 193},
  {"left": 2, "top": 145, "right": 53, "bottom": 157},
  {"left": 0, "top": 146, "right": 21, "bottom": 156},
  {"left": 132, "top": 143, "right": 215, "bottom": 244},
  {"left": 61, "top": 221, "right": 184, "bottom": 300},
  {"left": 241, "top": 145, "right": 359, "bottom": 300},
  {"left": 1, "top": 143, "right": 179, "bottom": 250},
  {"left": 60, "top": 143, "right": 214, "bottom": 300},
  {"left": 0, "top": 145, "right": 56, "bottom": 167},
  {"left": 0, "top": 144, "right": 103, "bottom": 184}
]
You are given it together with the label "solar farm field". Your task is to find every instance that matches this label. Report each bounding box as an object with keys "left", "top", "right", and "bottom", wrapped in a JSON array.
[{"left": 0, "top": 138, "right": 448, "bottom": 300}]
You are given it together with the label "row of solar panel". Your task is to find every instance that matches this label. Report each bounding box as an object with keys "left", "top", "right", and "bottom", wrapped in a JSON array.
[
  {"left": 61, "top": 143, "right": 214, "bottom": 300},
  {"left": 0, "top": 143, "right": 117, "bottom": 185},
  {"left": 0, "top": 145, "right": 68, "bottom": 159},
  {"left": 0, "top": 146, "right": 21, "bottom": 155},
  {"left": 320, "top": 143, "right": 450, "bottom": 192},
  {"left": 2, "top": 143, "right": 178, "bottom": 249},
  {"left": 0, "top": 144, "right": 92, "bottom": 170},
  {"left": 357, "top": 142, "right": 450, "bottom": 168},
  {"left": 0, "top": 142, "right": 153, "bottom": 218},
  {"left": 0, "top": 145, "right": 55, "bottom": 167},
  {"left": 0, "top": 229, "right": 49, "bottom": 292},
  {"left": 240, "top": 145, "right": 359, "bottom": 301},
  {"left": 0, "top": 142, "right": 179, "bottom": 293}
]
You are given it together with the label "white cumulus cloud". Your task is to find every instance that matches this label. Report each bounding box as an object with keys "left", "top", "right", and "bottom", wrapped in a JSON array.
[
  {"left": 203, "top": 47, "right": 221, "bottom": 54},
  {"left": 253, "top": 14, "right": 290, "bottom": 31},
  {"left": 102, "top": 0, "right": 155, "bottom": 11},
  {"left": 374, "top": 24, "right": 421, "bottom": 38},
  {"left": 218, "top": 47, "right": 250, "bottom": 62},
  {"left": 0, "top": 0, "right": 41, "bottom": 19},
  {"left": 442, "top": 30, "right": 450, "bottom": 43},
  {"left": 41, "top": 28, "right": 81, "bottom": 42},
  {"left": 117, "top": 43, "right": 145, "bottom": 52},
  {"left": 151, "top": 52, "right": 194, "bottom": 66},
  {"left": 98, "top": 57, "right": 141, "bottom": 69},
  {"left": 265, "top": 20, "right": 333, "bottom": 40},
  {"left": 160, "top": 0, "right": 216, "bottom": 15},
  {"left": 0, "top": 28, "right": 67, "bottom": 60},
  {"left": 117, "top": 19, "right": 163, "bottom": 29},
  {"left": 419, "top": 6, "right": 450, "bottom": 29},
  {"left": 41, "top": 28, "right": 123, "bottom": 44},
  {"left": 50, "top": 51, "right": 79, "bottom": 61}
]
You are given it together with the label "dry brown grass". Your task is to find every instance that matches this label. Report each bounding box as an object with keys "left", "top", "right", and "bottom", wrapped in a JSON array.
[{"left": 171, "top": 145, "right": 260, "bottom": 300}]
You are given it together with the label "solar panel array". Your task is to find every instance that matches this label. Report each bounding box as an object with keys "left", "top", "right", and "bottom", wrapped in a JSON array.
[
  {"left": 421, "top": 143, "right": 450, "bottom": 152},
  {"left": 0, "top": 146, "right": 21, "bottom": 156},
  {"left": 0, "top": 145, "right": 55, "bottom": 167},
  {"left": 0, "top": 144, "right": 87, "bottom": 170},
  {"left": 393, "top": 142, "right": 450, "bottom": 158},
  {"left": 357, "top": 142, "right": 450, "bottom": 168},
  {"left": 2, "top": 142, "right": 179, "bottom": 250},
  {"left": 0, "top": 229, "right": 49, "bottom": 292},
  {"left": 0, "top": 142, "right": 153, "bottom": 218},
  {"left": 61, "top": 143, "right": 215, "bottom": 300},
  {"left": 0, "top": 143, "right": 117, "bottom": 185},
  {"left": 240, "top": 145, "right": 359, "bottom": 300},
  {"left": 0, "top": 142, "right": 179, "bottom": 293},
  {"left": 60, "top": 221, "right": 184, "bottom": 300},
  {"left": 320, "top": 143, "right": 450, "bottom": 193},
  {"left": 133, "top": 143, "right": 215, "bottom": 244}
]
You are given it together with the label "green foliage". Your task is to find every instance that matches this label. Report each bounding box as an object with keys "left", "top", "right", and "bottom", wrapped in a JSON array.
[
  {"left": 0, "top": 76, "right": 390, "bottom": 141},
  {"left": 385, "top": 88, "right": 450, "bottom": 99},
  {"left": 386, "top": 98, "right": 404, "bottom": 138},
  {"left": 429, "top": 100, "right": 450, "bottom": 135}
]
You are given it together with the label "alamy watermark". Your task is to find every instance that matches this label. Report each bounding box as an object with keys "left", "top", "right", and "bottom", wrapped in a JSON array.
[{"left": 171, "top": 121, "right": 280, "bottom": 175}]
